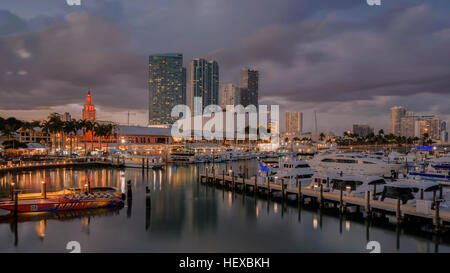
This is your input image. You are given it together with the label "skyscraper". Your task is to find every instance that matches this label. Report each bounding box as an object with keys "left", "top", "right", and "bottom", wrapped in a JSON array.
[
  {"left": 284, "top": 112, "right": 302, "bottom": 133},
  {"left": 189, "top": 58, "right": 219, "bottom": 110},
  {"left": 149, "top": 53, "right": 186, "bottom": 125},
  {"left": 220, "top": 83, "right": 239, "bottom": 108},
  {"left": 352, "top": 124, "right": 374, "bottom": 137},
  {"left": 82, "top": 90, "right": 96, "bottom": 121},
  {"left": 390, "top": 106, "right": 406, "bottom": 136},
  {"left": 239, "top": 68, "right": 259, "bottom": 108}
]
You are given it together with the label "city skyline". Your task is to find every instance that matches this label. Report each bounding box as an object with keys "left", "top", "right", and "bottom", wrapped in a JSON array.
[{"left": 0, "top": 1, "right": 449, "bottom": 133}]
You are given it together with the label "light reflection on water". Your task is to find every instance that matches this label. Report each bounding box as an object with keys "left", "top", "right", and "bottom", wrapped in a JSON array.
[{"left": 0, "top": 161, "right": 449, "bottom": 253}]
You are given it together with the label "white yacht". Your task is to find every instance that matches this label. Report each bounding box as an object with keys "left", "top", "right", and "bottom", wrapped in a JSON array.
[
  {"left": 272, "top": 160, "right": 315, "bottom": 188},
  {"left": 308, "top": 152, "right": 403, "bottom": 177},
  {"left": 307, "top": 173, "right": 387, "bottom": 197},
  {"left": 169, "top": 150, "right": 195, "bottom": 164}
]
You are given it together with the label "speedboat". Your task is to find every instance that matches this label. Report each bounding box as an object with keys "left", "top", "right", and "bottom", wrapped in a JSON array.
[{"left": 0, "top": 187, "right": 124, "bottom": 213}]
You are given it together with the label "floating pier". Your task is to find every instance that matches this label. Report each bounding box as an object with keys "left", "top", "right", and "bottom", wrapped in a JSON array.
[
  {"left": 198, "top": 169, "right": 449, "bottom": 233},
  {"left": 0, "top": 158, "right": 124, "bottom": 173}
]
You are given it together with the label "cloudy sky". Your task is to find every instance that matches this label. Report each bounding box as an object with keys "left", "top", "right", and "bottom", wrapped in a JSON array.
[{"left": 0, "top": 0, "right": 449, "bottom": 134}]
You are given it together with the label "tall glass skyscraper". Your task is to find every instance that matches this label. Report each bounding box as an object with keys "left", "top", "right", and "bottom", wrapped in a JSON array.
[
  {"left": 239, "top": 68, "right": 259, "bottom": 108},
  {"left": 149, "top": 53, "right": 186, "bottom": 125},
  {"left": 189, "top": 58, "right": 219, "bottom": 110}
]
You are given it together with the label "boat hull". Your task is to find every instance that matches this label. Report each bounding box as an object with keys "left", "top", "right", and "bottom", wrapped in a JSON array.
[{"left": 0, "top": 196, "right": 124, "bottom": 213}]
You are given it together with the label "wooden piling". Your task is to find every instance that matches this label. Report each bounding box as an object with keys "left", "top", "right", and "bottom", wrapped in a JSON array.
[
  {"left": 127, "top": 180, "right": 133, "bottom": 200},
  {"left": 433, "top": 190, "right": 437, "bottom": 208},
  {"left": 439, "top": 184, "right": 443, "bottom": 200},
  {"left": 296, "top": 175, "right": 299, "bottom": 188},
  {"left": 10, "top": 183, "right": 15, "bottom": 201},
  {"left": 365, "top": 191, "right": 371, "bottom": 216},
  {"left": 13, "top": 191, "right": 18, "bottom": 218},
  {"left": 319, "top": 183, "right": 323, "bottom": 207},
  {"left": 41, "top": 181, "right": 47, "bottom": 199},
  {"left": 339, "top": 187, "right": 343, "bottom": 213},
  {"left": 243, "top": 175, "right": 246, "bottom": 193},
  {"left": 373, "top": 184, "right": 377, "bottom": 200},
  {"left": 232, "top": 171, "right": 235, "bottom": 189},
  {"left": 145, "top": 186, "right": 151, "bottom": 208},
  {"left": 222, "top": 170, "right": 225, "bottom": 187},
  {"left": 281, "top": 179, "right": 285, "bottom": 200},
  {"left": 435, "top": 201, "right": 441, "bottom": 233},
  {"left": 254, "top": 175, "right": 258, "bottom": 193},
  {"left": 420, "top": 189, "right": 424, "bottom": 200},
  {"left": 396, "top": 197, "right": 401, "bottom": 224}
]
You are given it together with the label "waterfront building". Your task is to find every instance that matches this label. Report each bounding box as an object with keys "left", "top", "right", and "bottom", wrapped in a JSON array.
[
  {"left": 390, "top": 106, "right": 406, "bottom": 136},
  {"left": 284, "top": 112, "right": 302, "bottom": 134},
  {"left": 116, "top": 125, "right": 172, "bottom": 146},
  {"left": 220, "top": 83, "right": 239, "bottom": 108},
  {"left": 352, "top": 124, "right": 374, "bottom": 137},
  {"left": 239, "top": 68, "right": 259, "bottom": 107},
  {"left": 189, "top": 58, "right": 219, "bottom": 110},
  {"left": 82, "top": 90, "right": 96, "bottom": 121},
  {"left": 149, "top": 53, "right": 186, "bottom": 126}
]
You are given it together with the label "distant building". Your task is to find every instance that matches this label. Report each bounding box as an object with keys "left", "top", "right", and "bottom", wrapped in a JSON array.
[
  {"left": 190, "top": 58, "right": 219, "bottom": 110},
  {"left": 63, "top": 112, "right": 71, "bottom": 122},
  {"left": 390, "top": 106, "right": 406, "bottom": 136},
  {"left": 220, "top": 83, "right": 239, "bottom": 108},
  {"left": 239, "top": 68, "right": 259, "bottom": 107},
  {"left": 149, "top": 53, "right": 186, "bottom": 126},
  {"left": 352, "top": 124, "right": 374, "bottom": 138},
  {"left": 117, "top": 125, "right": 172, "bottom": 145},
  {"left": 82, "top": 90, "right": 96, "bottom": 121},
  {"left": 284, "top": 112, "right": 302, "bottom": 134}
]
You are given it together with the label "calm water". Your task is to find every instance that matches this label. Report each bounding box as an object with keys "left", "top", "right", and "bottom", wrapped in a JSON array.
[{"left": 0, "top": 160, "right": 449, "bottom": 253}]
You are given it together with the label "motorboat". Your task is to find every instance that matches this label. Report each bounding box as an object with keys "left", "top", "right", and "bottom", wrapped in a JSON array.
[
  {"left": 408, "top": 157, "right": 450, "bottom": 185},
  {"left": 0, "top": 187, "right": 124, "bottom": 213},
  {"left": 308, "top": 152, "right": 404, "bottom": 177}
]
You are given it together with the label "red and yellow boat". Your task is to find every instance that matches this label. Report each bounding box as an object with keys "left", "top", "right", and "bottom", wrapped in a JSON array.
[{"left": 0, "top": 187, "right": 125, "bottom": 213}]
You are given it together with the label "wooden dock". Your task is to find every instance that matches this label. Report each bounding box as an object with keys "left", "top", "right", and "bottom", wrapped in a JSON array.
[
  {"left": 198, "top": 167, "right": 449, "bottom": 233},
  {"left": 0, "top": 158, "right": 124, "bottom": 173}
]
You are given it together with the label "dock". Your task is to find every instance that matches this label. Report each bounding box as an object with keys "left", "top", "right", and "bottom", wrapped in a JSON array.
[
  {"left": 0, "top": 158, "right": 124, "bottom": 173},
  {"left": 198, "top": 167, "right": 449, "bottom": 233}
]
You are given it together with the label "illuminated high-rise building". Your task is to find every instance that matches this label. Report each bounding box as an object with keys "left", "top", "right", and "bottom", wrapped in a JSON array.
[
  {"left": 149, "top": 53, "right": 186, "bottom": 125},
  {"left": 239, "top": 68, "right": 259, "bottom": 108},
  {"left": 189, "top": 58, "right": 219, "bottom": 110},
  {"left": 284, "top": 112, "right": 302, "bottom": 133},
  {"left": 82, "top": 90, "right": 96, "bottom": 121}
]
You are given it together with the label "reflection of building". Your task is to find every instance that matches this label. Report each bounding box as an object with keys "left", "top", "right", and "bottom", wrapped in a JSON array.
[
  {"left": 149, "top": 53, "right": 186, "bottom": 125},
  {"left": 220, "top": 83, "right": 239, "bottom": 108},
  {"left": 82, "top": 90, "right": 96, "bottom": 121},
  {"left": 190, "top": 58, "right": 219, "bottom": 110},
  {"left": 352, "top": 124, "right": 373, "bottom": 137},
  {"left": 117, "top": 125, "right": 172, "bottom": 145},
  {"left": 284, "top": 112, "right": 302, "bottom": 134},
  {"left": 239, "top": 68, "right": 259, "bottom": 107},
  {"left": 390, "top": 106, "right": 406, "bottom": 136}
]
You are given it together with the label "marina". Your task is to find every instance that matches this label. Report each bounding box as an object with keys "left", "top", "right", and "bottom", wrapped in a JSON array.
[{"left": 1, "top": 152, "right": 450, "bottom": 252}]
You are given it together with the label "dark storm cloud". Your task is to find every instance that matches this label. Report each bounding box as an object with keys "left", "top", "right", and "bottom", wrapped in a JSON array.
[
  {"left": 0, "top": 12, "right": 147, "bottom": 110},
  {"left": 0, "top": 0, "right": 449, "bottom": 130}
]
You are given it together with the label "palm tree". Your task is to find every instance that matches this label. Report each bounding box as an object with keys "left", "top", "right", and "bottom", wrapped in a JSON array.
[
  {"left": 63, "top": 120, "right": 79, "bottom": 156},
  {"left": 41, "top": 115, "right": 63, "bottom": 154}
]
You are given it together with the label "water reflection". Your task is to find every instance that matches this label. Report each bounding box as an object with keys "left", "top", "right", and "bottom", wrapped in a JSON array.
[{"left": 0, "top": 162, "right": 450, "bottom": 252}]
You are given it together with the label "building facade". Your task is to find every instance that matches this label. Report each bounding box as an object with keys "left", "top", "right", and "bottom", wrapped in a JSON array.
[
  {"left": 189, "top": 58, "right": 219, "bottom": 110},
  {"left": 284, "top": 112, "right": 302, "bottom": 133},
  {"left": 82, "top": 90, "right": 96, "bottom": 121},
  {"left": 390, "top": 106, "right": 406, "bottom": 136},
  {"left": 220, "top": 83, "right": 239, "bottom": 108},
  {"left": 149, "top": 53, "right": 186, "bottom": 125},
  {"left": 352, "top": 124, "right": 374, "bottom": 137},
  {"left": 239, "top": 68, "right": 259, "bottom": 108}
]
